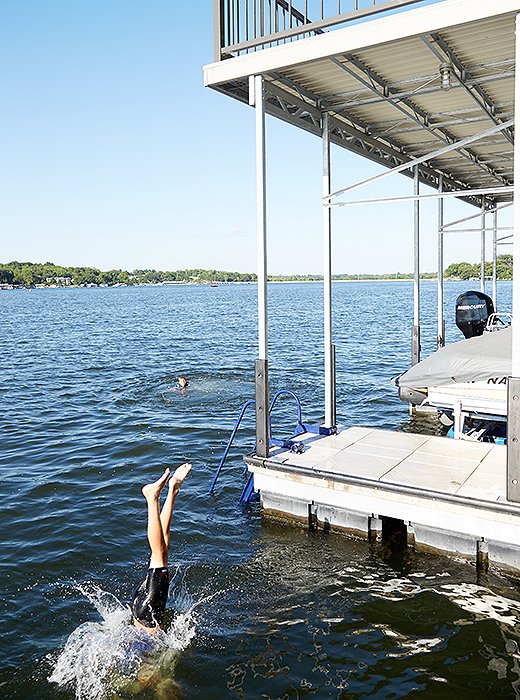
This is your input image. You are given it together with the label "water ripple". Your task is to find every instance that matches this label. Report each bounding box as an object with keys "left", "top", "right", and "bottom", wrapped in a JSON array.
[{"left": 1, "top": 282, "right": 518, "bottom": 699}]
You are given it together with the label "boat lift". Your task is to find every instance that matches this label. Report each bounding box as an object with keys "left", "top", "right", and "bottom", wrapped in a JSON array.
[{"left": 205, "top": 0, "right": 520, "bottom": 570}]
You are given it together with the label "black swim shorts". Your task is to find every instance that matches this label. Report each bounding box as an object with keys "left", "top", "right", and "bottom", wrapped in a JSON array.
[{"left": 131, "top": 567, "right": 169, "bottom": 628}]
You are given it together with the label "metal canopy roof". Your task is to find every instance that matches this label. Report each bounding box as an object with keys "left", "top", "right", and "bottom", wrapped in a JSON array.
[{"left": 205, "top": 2, "right": 517, "bottom": 206}]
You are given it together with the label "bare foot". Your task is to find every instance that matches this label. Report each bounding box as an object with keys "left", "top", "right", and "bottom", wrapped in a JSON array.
[
  {"left": 169, "top": 463, "right": 192, "bottom": 491},
  {"left": 142, "top": 468, "right": 170, "bottom": 501}
]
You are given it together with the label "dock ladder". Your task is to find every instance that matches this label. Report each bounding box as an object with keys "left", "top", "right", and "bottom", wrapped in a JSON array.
[{"left": 209, "top": 390, "right": 337, "bottom": 503}]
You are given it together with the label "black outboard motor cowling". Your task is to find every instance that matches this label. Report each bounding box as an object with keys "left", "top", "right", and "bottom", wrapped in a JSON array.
[{"left": 455, "top": 291, "right": 494, "bottom": 338}]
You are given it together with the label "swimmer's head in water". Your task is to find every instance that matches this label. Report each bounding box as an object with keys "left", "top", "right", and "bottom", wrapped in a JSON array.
[{"left": 177, "top": 376, "right": 188, "bottom": 389}]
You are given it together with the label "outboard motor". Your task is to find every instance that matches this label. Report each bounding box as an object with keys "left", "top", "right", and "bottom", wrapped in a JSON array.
[{"left": 455, "top": 291, "right": 494, "bottom": 339}]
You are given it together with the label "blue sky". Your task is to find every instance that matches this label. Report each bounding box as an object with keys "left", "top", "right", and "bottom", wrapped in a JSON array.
[{"left": 0, "top": 1, "right": 511, "bottom": 275}]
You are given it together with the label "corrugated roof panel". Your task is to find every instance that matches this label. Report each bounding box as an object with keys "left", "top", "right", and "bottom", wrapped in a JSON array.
[{"left": 237, "top": 7, "right": 517, "bottom": 199}]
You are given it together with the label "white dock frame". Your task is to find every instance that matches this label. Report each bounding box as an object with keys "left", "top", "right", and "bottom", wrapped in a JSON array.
[{"left": 247, "top": 428, "right": 520, "bottom": 572}]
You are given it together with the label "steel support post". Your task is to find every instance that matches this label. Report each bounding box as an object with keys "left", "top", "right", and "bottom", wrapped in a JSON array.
[
  {"left": 412, "top": 165, "right": 420, "bottom": 365},
  {"left": 252, "top": 75, "right": 269, "bottom": 458},
  {"left": 492, "top": 207, "right": 498, "bottom": 308},
  {"left": 322, "top": 111, "right": 335, "bottom": 428},
  {"left": 507, "top": 378, "right": 520, "bottom": 502},
  {"left": 255, "top": 358, "right": 269, "bottom": 458},
  {"left": 331, "top": 343, "right": 337, "bottom": 426},
  {"left": 480, "top": 204, "right": 486, "bottom": 293},
  {"left": 507, "top": 12, "right": 520, "bottom": 502},
  {"left": 437, "top": 174, "right": 445, "bottom": 348}
]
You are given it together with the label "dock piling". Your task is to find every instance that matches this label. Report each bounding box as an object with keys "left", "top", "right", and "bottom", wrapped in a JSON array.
[
  {"left": 309, "top": 503, "right": 318, "bottom": 530},
  {"left": 407, "top": 522, "right": 416, "bottom": 548},
  {"left": 368, "top": 515, "right": 383, "bottom": 543},
  {"left": 476, "top": 538, "right": 489, "bottom": 574}
]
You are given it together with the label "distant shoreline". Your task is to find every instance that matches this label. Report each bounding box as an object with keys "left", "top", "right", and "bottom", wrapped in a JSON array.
[
  {"left": 0, "top": 259, "right": 512, "bottom": 289},
  {"left": 1, "top": 277, "right": 504, "bottom": 292}
]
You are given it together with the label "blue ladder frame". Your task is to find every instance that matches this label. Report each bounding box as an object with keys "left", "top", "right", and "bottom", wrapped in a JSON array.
[
  {"left": 209, "top": 391, "right": 338, "bottom": 500},
  {"left": 209, "top": 399, "right": 255, "bottom": 495}
]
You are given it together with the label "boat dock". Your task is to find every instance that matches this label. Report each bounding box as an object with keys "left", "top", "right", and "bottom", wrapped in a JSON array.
[
  {"left": 205, "top": 0, "right": 520, "bottom": 573},
  {"left": 245, "top": 428, "right": 520, "bottom": 572}
]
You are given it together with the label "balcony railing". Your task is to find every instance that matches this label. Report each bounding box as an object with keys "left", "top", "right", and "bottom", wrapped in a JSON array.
[{"left": 214, "top": 0, "right": 435, "bottom": 61}]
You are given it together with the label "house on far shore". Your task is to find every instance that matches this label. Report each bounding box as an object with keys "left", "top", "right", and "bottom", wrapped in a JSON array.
[{"left": 46, "top": 277, "right": 72, "bottom": 286}]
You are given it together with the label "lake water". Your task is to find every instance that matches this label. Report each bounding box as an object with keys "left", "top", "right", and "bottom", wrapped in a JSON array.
[{"left": 1, "top": 281, "right": 520, "bottom": 700}]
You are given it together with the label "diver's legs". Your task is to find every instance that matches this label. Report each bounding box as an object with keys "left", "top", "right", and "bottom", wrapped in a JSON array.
[
  {"left": 160, "top": 463, "right": 192, "bottom": 550},
  {"left": 142, "top": 468, "right": 170, "bottom": 568}
]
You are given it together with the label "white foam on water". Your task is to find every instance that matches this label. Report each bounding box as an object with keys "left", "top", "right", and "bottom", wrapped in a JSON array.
[{"left": 48, "top": 582, "right": 197, "bottom": 700}]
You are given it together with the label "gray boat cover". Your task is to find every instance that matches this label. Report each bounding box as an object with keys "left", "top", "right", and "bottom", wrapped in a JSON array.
[{"left": 396, "top": 327, "right": 511, "bottom": 388}]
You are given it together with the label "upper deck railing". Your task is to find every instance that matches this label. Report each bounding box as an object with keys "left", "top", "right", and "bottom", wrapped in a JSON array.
[{"left": 214, "top": 0, "right": 439, "bottom": 61}]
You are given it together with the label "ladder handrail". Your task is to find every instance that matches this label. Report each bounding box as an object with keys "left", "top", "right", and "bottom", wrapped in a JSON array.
[
  {"left": 209, "top": 399, "right": 255, "bottom": 494},
  {"left": 269, "top": 389, "right": 304, "bottom": 436},
  {"left": 210, "top": 390, "right": 310, "bottom": 496}
]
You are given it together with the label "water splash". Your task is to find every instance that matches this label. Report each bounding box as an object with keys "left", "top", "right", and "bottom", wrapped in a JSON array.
[{"left": 48, "top": 581, "right": 196, "bottom": 700}]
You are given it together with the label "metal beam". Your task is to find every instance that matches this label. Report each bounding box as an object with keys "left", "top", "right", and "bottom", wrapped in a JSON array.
[
  {"left": 252, "top": 75, "right": 270, "bottom": 458},
  {"left": 437, "top": 174, "right": 445, "bottom": 348},
  {"left": 216, "top": 77, "right": 491, "bottom": 207},
  {"left": 424, "top": 33, "right": 515, "bottom": 145},
  {"left": 441, "top": 202, "right": 512, "bottom": 229},
  {"left": 480, "top": 205, "right": 486, "bottom": 293},
  {"left": 403, "top": 137, "right": 513, "bottom": 156},
  {"left": 440, "top": 227, "right": 512, "bottom": 234},
  {"left": 412, "top": 165, "right": 420, "bottom": 366},
  {"left": 507, "top": 13, "right": 520, "bottom": 503},
  {"left": 329, "top": 70, "right": 514, "bottom": 114},
  {"left": 328, "top": 186, "right": 513, "bottom": 208},
  {"left": 328, "top": 53, "right": 510, "bottom": 189},
  {"left": 326, "top": 59, "right": 515, "bottom": 101},
  {"left": 253, "top": 75, "right": 268, "bottom": 362},
  {"left": 322, "top": 112, "right": 335, "bottom": 428},
  {"left": 512, "top": 16, "right": 520, "bottom": 377},
  {"left": 370, "top": 111, "right": 514, "bottom": 138},
  {"left": 328, "top": 119, "right": 514, "bottom": 200},
  {"left": 492, "top": 208, "right": 498, "bottom": 308}
]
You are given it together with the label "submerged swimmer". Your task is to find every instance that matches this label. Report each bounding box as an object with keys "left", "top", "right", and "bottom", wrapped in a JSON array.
[
  {"left": 131, "top": 463, "right": 192, "bottom": 634},
  {"left": 177, "top": 376, "right": 188, "bottom": 390}
]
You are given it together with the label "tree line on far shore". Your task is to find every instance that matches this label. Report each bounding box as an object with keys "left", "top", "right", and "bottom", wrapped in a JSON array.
[
  {"left": 443, "top": 254, "right": 513, "bottom": 280},
  {"left": 0, "top": 262, "right": 257, "bottom": 287},
  {"left": 0, "top": 254, "right": 513, "bottom": 287}
]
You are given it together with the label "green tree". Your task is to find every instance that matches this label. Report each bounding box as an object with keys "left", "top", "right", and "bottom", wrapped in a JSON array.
[
  {"left": 496, "top": 253, "right": 513, "bottom": 280},
  {"left": 0, "top": 266, "right": 14, "bottom": 284},
  {"left": 15, "top": 266, "right": 36, "bottom": 286}
]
